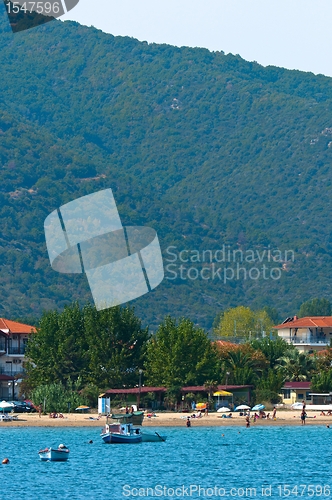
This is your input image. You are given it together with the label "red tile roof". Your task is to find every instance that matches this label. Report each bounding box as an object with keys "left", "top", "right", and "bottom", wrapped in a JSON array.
[
  {"left": 0, "top": 318, "right": 36, "bottom": 335},
  {"left": 105, "top": 385, "right": 252, "bottom": 395},
  {"left": 282, "top": 382, "right": 311, "bottom": 389},
  {"left": 214, "top": 340, "right": 242, "bottom": 350},
  {"left": 105, "top": 387, "right": 167, "bottom": 395},
  {"left": 181, "top": 385, "right": 252, "bottom": 392},
  {"left": 274, "top": 317, "right": 332, "bottom": 329}
]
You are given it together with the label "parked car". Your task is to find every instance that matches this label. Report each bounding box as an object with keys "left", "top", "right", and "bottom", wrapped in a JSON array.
[
  {"left": 7, "top": 401, "right": 33, "bottom": 413},
  {"left": 24, "top": 400, "right": 37, "bottom": 412}
]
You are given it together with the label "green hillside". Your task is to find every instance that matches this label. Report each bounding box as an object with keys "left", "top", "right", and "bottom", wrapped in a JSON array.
[{"left": 1, "top": 7, "right": 332, "bottom": 330}]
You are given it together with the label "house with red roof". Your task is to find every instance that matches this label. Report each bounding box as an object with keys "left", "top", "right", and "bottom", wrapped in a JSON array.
[
  {"left": 280, "top": 381, "right": 312, "bottom": 405},
  {"left": 0, "top": 318, "right": 36, "bottom": 399},
  {"left": 274, "top": 316, "right": 332, "bottom": 353}
]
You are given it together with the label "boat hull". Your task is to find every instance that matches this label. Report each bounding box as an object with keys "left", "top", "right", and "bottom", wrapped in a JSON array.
[
  {"left": 38, "top": 448, "right": 69, "bottom": 461},
  {"left": 101, "top": 432, "right": 142, "bottom": 444},
  {"left": 141, "top": 432, "right": 167, "bottom": 442}
]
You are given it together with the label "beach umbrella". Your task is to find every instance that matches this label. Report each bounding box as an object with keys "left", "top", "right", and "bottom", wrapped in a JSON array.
[
  {"left": 217, "top": 407, "right": 231, "bottom": 413},
  {"left": 213, "top": 390, "right": 233, "bottom": 396},
  {"left": 251, "top": 404, "right": 265, "bottom": 411},
  {"left": 196, "top": 403, "right": 207, "bottom": 409},
  {"left": 235, "top": 405, "right": 251, "bottom": 411},
  {"left": 75, "top": 405, "right": 90, "bottom": 411},
  {"left": 291, "top": 403, "right": 303, "bottom": 410},
  {"left": 0, "top": 401, "right": 14, "bottom": 413}
]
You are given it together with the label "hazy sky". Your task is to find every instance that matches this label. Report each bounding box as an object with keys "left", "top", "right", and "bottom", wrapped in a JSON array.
[{"left": 61, "top": 0, "right": 332, "bottom": 78}]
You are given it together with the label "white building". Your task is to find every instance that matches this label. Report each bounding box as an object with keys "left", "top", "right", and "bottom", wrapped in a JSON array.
[
  {"left": 274, "top": 316, "right": 332, "bottom": 353},
  {"left": 0, "top": 318, "right": 36, "bottom": 399}
]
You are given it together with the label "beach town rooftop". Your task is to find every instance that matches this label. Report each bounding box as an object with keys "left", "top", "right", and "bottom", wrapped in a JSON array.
[
  {"left": 0, "top": 318, "right": 36, "bottom": 335},
  {"left": 273, "top": 316, "right": 332, "bottom": 353},
  {"left": 274, "top": 316, "right": 332, "bottom": 329}
]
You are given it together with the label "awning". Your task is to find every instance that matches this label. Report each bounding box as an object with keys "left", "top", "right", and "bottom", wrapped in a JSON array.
[{"left": 213, "top": 390, "right": 233, "bottom": 396}]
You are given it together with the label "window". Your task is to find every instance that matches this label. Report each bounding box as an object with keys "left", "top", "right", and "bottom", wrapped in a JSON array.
[
  {"left": 297, "top": 393, "right": 304, "bottom": 400},
  {"left": 283, "top": 389, "right": 291, "bottom": 399},
  {"left": 306, "top": 392, "right": 311, "bottom": 401}
]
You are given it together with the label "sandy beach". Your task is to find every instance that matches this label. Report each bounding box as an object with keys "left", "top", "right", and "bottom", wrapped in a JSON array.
[{"left": 1, "top": 411, "right": 332, "bottom": 427}]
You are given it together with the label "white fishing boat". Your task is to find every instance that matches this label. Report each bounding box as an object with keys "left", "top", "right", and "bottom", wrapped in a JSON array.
[
  {"left": 38, "top": 444, "right": 70, "bottom": 461},
  {"left": 101, "top": 423, "right": 142, "bottom": 444},
  {"left": 101, "top": 422, "right": 167, "bottom": 444}
]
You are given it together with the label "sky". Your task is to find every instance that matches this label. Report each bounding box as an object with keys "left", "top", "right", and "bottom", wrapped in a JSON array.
[{"left": 61, "top": 0, "right": 332, "bottom": 78}]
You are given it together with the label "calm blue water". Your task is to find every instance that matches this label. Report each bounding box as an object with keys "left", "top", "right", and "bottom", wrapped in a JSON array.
[{"left": 0, "top": 425, "right": 331, "bottom": 499}]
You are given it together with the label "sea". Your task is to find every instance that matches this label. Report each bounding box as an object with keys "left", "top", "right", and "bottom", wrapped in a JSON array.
[{"left": 0, "top": 425, "right": 330, "bottom": 499}]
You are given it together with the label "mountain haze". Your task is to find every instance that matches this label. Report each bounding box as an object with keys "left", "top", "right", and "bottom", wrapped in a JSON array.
[{"left": 1, "top": 8, "right": 332, "bottom": 329}]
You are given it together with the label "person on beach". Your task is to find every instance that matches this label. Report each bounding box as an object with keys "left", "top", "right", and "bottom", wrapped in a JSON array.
[
  {"left": 186, "top": 416, "right": 191, "bottom": 427},
  {"left": 301, "top": 409, "right": 307, "bottom": 425},
  {"left": 272, "top": 407, "right": 277, "bottom": 419},
  {"left": 205, "top": 402, "right": 209, "bottom": 416},
  {"left": 245, "top": 415, "right": 250, "bottom": 428}
]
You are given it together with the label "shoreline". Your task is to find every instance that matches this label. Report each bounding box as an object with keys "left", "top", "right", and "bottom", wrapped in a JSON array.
[{"left": 1, "top": 411, "right": 331, "bottom": 427}]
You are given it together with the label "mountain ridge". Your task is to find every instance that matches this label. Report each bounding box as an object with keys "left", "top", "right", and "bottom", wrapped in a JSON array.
[{"left": 1, "top": 8, "right": 332, "bottom": 329}]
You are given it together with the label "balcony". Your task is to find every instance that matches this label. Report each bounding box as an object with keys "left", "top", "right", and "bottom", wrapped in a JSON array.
[
  {"left": 0, "top": 366, "right": 25, "bottom": 377},
  {"left": 289, "top": 336, "right": 328, "bottom": 346},
  {"left": 7, "top": 346, "right": 26, "bottom": 355}
]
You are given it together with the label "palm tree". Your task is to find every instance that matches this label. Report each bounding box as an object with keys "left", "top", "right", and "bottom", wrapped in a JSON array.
[
  {"left": 224, "top": 350, "right": 263, "bottom": 373},
  {"left": 250, "top": 337, "right": 294, "bottom": 368},
  {"left": 222, "top": 351, "right": 263, "bottom": 386},
  {"left": 276, "top": 350, "right": 316, "bottom": 381},
  {"left": 204, "top": 380, "right": 218, "bottom": 402}
]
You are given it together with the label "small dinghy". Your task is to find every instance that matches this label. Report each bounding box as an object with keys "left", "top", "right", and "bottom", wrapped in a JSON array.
[{"left": 38, "top": 444, "right": 70, "bottom": 461}]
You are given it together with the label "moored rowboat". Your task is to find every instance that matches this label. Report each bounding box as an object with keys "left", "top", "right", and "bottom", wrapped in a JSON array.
[{"left": 38, "top": 444, "right": 70, "bottom": 461}]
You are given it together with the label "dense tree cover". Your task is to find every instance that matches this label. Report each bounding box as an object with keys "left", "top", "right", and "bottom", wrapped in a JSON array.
[
  {"left": 25, "top": 303, "right": 148, "bottom": 391},
  {"left": 22, "top": 300, "right": 332, "bottom": 403},
  {"left": 2, "top": 9, "right": 332, "bottom": 328},
  {"left": 215, "top": 336, "right": 321, "bottom": 401},
  {"left": 311, "top": 370, "right": 332, "bottom": 393},
  {"left": 298, "top": 298, "right": 332, "bottom": 318},
  {"left": 144, "top": 317, "right": 218, "bottom": 387}
]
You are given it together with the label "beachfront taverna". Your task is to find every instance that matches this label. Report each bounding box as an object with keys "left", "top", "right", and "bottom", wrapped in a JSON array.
[{"left": 274, "top": 316, "right": 332, "bottom": 353}]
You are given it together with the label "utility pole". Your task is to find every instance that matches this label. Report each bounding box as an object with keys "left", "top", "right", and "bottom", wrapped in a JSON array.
[{"left": 137, "top": 369, "right": 143, "bottom": 410}]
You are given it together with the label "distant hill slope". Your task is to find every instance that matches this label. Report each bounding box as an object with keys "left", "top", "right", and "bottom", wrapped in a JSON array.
[{"left": 1, "top": 8, "right": 332, "bottom": 330}]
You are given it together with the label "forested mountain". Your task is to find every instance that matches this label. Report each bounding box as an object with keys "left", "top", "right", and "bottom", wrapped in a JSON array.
[{"left": 1, "top": 6, "right": 332, "bottom": 330}]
